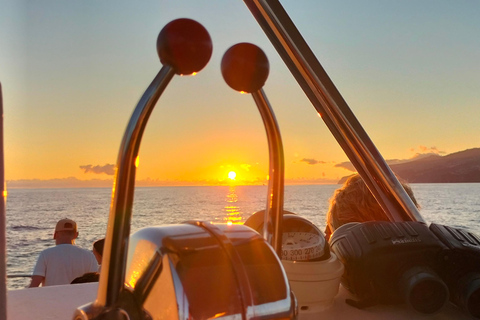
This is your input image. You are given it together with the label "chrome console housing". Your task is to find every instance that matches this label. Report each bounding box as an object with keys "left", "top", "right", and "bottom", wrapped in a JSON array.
[{"left": 125, "top": 222, "right": 295, "bottom": 320}]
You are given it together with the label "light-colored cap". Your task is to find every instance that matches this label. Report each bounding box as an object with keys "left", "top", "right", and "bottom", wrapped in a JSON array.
[{"left": 55, "top": 218, "right": 77, "bottom": 233}]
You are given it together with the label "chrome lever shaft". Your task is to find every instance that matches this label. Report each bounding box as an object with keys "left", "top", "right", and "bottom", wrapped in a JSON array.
[
  {"left": 252, "top": 89, "right": 284, "bottom": 255},
  {"left": 221, "top": 43, "right": 284, "bottom": 255},
  {"left": 98, "top": 65, "right": 175, "bottom": 308}
]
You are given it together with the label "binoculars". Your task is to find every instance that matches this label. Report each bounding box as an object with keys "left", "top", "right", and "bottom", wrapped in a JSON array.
[{"left": 329, "top": 221, "right": 480, "bottom": 318}]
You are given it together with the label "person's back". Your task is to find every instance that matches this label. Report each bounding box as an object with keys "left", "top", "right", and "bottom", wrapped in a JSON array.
[
  {"left": 33, "top": 243, "right": 98, "bottom": 286},
  {"left": 29, "top": 218, "right": 98, "bottom": 287}
]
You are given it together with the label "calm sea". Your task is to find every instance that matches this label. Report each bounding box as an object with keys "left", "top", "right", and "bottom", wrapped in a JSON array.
[{"left": 5, "top": 183, "right": 480, "bottom": 290}]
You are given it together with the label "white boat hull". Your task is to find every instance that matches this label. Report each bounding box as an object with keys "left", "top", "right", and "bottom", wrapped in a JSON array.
[
  {"left": 6, "top": 282, "right": 471, "bottom": 319},
  {"left": 7, "top": 283, "right": 97, "bottom": 320}
]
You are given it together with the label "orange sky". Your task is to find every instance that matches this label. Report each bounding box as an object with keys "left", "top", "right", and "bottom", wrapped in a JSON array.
[{"left": 1, "top": 1, "right": 479, "bottom": 188}]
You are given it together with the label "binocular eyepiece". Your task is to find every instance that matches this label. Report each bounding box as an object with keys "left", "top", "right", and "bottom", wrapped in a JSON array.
[
  {"left": 431, "top": 223, "right": 480, "bottom": 318},
  {"left": 398, "top": 265, "right": 448, "bottom": 314},
  {"left": 329, "top": 221, "right": 480, "bottom": 318}
]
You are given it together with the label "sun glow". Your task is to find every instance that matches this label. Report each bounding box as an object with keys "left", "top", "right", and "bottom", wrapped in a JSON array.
[
  {"left": 135, "top": 156, "right": 140, "bottom": 168},
  {"left": 228, "top": 171, "right": 236, "bottom": 180}
]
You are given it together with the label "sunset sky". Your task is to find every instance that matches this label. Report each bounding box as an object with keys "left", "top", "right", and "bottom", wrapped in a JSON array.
[{"left": 1, "top": 0, "right": 479, "bottom": 188}]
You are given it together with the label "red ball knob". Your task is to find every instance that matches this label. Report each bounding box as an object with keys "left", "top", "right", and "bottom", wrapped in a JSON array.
[
  {"left": 157, "top": 18, "right": 213, "bottom": 75},
  {"left": 221, "top": 43, "right": 269, "bottom": 93}
]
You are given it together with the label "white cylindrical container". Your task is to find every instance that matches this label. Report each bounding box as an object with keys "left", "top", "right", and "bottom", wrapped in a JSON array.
[{"left": 282, "top": 253, "right": 344, "bottom": 318}]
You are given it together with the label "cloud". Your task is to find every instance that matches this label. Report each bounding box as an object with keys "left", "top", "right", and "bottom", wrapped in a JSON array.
[
  {"left": 80, "top": 164, "right": 115, "bottom": 175},
  {"left": 300, "top": 158, "right": 326, "bottom": 165},
  {"left": 6, "top": 176, "right": 342, "bottom": 188},
  {"left": 410, "top": 145, "right": 445, "bottom": 159},
  {"left": 412, "top": 145, "right": 442, "bottom": 154},
  {"left": 284, "top": 177, "right": 340, "bottom": 185},
  {"left": 334, "top": 145, "right": 446, "bottom": 172},
  {"left": 240, "top": 164, "right": 251, "bottom": 171},
  {"left": 7, "top": 177, "right": 113, "bottom": 189},
  {"left": 334, "top": 161, "right": 355, "bottom": 171}
]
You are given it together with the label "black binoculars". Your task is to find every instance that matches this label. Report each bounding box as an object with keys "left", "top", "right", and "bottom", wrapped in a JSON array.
[{"left": 329, "top": 221, "right": 480, "bottom": 318}]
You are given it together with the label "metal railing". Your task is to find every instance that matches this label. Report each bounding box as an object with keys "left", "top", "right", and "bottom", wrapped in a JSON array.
[{"left": 244, "top": 0, "right": 424, "bottom": 223}]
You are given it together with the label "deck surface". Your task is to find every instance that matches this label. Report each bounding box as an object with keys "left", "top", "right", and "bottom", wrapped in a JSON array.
[
  {"left": 7, "top": 282, "right": 98, "bottom": 320},
  {"left": 6, "top": 283, "right": 472, "bottom": 319}
]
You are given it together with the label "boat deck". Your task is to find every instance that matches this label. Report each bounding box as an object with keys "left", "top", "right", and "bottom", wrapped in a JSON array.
[{"left": 7, "top": 282, "right": 471, "bottom": 319}]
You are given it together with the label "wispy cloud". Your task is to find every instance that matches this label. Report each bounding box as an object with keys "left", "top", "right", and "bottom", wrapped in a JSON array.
[
  {"left": 410, "top": 145, "right": 445, "bottom": 159},
  {"left": 334, "top": 145, "right": 446, "bottom": 172},
  {"left": 334, "top": 162, "right": 355, "bottom": 171},
  {"left": 80, "top": 164, "right": 115, "bottom": 175},
  {"left": 7, "top": 177, "right": 113, "bottom": 189},
  {"left": 240, "top": 164, "right": 251, "bottom": 171},
  {"left": 300, "top": 158, "right": 326, "bottom": 165},
  {"left": 285, "top": 177, "right": 339, "bottom": 184}
]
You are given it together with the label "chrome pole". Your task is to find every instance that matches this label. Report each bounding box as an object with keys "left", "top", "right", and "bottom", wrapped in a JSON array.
[
  {"left": 244, "top": 0, "right": 424, "bottom": 223},
  {"left": 97, "top": 66, "right": 176, "bottom": 308},
  {"left": 0, "top": 83, "right": 6, "bottom": 320},
  {"left": 252, "top": 89, "right": 284, "bottom": 255}
]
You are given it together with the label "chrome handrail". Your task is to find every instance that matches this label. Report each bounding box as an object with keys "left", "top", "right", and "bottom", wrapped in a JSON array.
[
  {"left": 0, "top": 83, "right": 6, "bottom": 320},
  {"left": 244, "top": 0, "right": 424, "bottom": 223}
]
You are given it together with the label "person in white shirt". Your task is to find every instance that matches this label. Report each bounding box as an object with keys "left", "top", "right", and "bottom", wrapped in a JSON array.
[{"left": 29, "top": 218, "right": 99, "bottom": 287}]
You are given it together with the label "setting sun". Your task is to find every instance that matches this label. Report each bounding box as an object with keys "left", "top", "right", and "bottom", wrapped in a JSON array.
[{"left": 228, "top": 171, "right": 236, "bottom": 180}]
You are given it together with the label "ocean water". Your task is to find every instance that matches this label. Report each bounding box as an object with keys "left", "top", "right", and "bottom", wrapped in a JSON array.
[{"left": 5, "top": 183, "right": 480, "bottom": 290}]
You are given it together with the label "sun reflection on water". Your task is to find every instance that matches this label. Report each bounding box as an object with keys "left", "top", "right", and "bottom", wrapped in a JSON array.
[{"left": 223, "top": 186, "right": 243, "bottom": 224}]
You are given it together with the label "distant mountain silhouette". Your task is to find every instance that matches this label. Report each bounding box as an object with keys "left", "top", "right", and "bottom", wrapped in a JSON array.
[{"left": 339, "top": 148, "right": 480, "bottom": 183}]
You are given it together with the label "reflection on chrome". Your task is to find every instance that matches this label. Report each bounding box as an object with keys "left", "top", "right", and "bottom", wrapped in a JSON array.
[{"left": 223, "top": 186, "right": 242, "bottom": 224}]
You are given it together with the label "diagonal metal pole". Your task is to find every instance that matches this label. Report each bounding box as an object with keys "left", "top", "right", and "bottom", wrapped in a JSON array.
[
  {"left": 244, "top": 0, "right": 424, "bottom": 223},
  {"left": 0, "top": 83, "right": 7, "bottom": 320}
]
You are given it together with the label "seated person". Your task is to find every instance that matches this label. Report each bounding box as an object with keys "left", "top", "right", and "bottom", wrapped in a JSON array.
[
  {"left": 93, "top": 238, "right": 105, "bottom": 266},
  {"left": 71, "top": 238, "right": 105, "bottom": 284},
  {"left": 325, "top": 174, "right": 419, "bottom": 239},
  {"left": 71, "top": 272, "right": 99, "bottom": 284}
]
